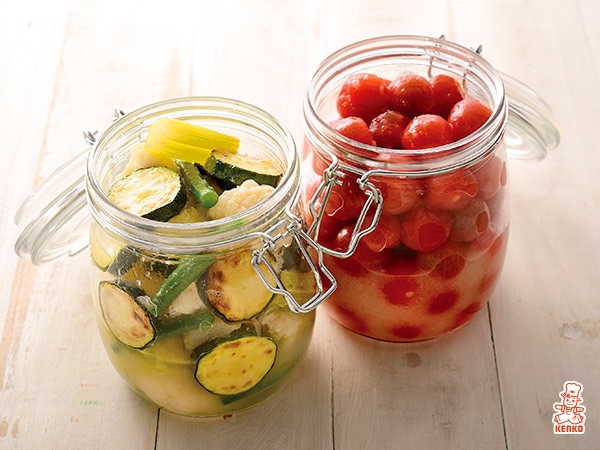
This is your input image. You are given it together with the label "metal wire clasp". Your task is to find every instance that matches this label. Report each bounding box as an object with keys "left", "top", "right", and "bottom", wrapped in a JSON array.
[
  {"left": 306, "top": 158, "right": 384, "bottom": 258},
  {"left": 251, "top": 215, "right": 337, "bottom": 313}
]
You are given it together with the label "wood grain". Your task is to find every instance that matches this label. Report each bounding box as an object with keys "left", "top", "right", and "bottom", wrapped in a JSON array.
[{"left": 1, "top": 1, "right": 599, "bottom": 449}]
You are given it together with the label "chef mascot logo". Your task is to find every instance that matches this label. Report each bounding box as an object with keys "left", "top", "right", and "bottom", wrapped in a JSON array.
[{"left": 553, "top": 381, "right": 585, "bottom": 434}]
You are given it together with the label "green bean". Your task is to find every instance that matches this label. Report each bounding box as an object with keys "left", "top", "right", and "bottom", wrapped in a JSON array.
[
  {"left": 147, "top": 255, "right": 214, "bottom": 317},
  {"left": 176, "top": 159, "right": 219, "bottom": 208}
]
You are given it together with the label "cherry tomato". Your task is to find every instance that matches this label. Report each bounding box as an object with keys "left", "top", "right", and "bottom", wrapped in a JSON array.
[
  {"left": 390, "top": 325, "right": 423, "bottom": 340},
  {"left": 423, "top": 169, "right": 479, "bottom": 211},
  {"left": 382, "top": 277, "right": 420, "bottom": 306},
  {"left": 332, "top": 224, "right": 391, "bottom": 274},
  {"left": 330, "top": 116, "right": 376, "bottom": 146},
  {"left": 388, "top": 74, "right": 435, "bottom": 117},
  {"left": 305, "top": 194, "right": 348, "bottom": 247},
  {"left": 368, "top": 110, "right": 411, "bottom": 149},
  {"left": 452, "top": 301, "right": 484, "bottom": 330},
  {"left": 450, "top": 197, "right": 490, "bottom": 242},
  {"left": 428, "top": 290, "right": 459, "bottom": 315},
  {"left": 325, "top": 173, "right": 367, "bottom": 221},
  {"left": 336, "top": 73, "right": 391, "bottom": 123},
  {"left": 372, "top": 176, "right": 422, "bottom": 215},
  {"left": 400, "top": 205, "right": 452, "bottom": 252},
  {"left": 360, "top": 212, "right": 402, "bottom": 252},
  {"left": 416, "top": 240, "right": 467, "bottom": 280},
  {"left": 447, "top": 98, "right": 492, "bottom": 141},
  {"left": 473, "top": 155, "right": 507, "bottom": 200},
  {"left": 401, "top": 114, "right": 454, "bottom": 150},
  {"left": 429, "top": 74, "right": 466, "bottom": 118}
]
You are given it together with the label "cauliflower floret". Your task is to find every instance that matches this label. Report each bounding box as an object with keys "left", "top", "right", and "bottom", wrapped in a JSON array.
[
  {"left": 119, "top": 143, "right": 177, "bottom": 178},
  {"left": 208, "top": 179, "right": 274, "bottom": 220}
]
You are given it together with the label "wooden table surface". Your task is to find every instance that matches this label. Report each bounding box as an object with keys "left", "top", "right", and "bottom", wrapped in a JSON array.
[{"left": 2, "top": 1, "right": 599, "bottom": 449}]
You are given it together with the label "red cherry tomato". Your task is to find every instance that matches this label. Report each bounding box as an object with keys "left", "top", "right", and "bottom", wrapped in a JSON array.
[
  {"left": 360, "top": 212, "right": 402, "bottom": 252},
  {"left": 336, "top": 73, "right": 391, "bottom": 123},
  {"left": 371, "top": 176, "right": 422, "bottom": 215},
  {"left": 401, "top": 114, "right": 454, "bottom": 150},
  {"left": 429, "top": 74, "right": 466, "bottom": 118},
  {"left": 416, "top": 240, "right": 467, "bottom": 280},
  {"left": 423, "top": 169, "right": 479, "bottom": 211},
  {"left": 428, "top": 290, "right": 459, "bottom": 315},
  {"left": 450, "top": 197, "right": 490, "bottom": 242},
  {"left": 305, "top": 194, "right": 348, "bottom": 247},
  {"left": 368, "top": 110, "right": 411, "bottom": 149},
  {"left": 400, "top": 205, "right": 452, "bottom": 252},
  {"left": 447, "top": 98, "right": 493, "bottom": 141},
  {"left": 388, "top": 74, "right": 435, "bottom": 117},
  {"left": 332, "top": 224, "right": 391, "bottom": 274},
  {"left": 330, "top": 116, "right": 376, "bottom": 146},
  {"left": 473, "top": 155, "right": 507, "bottom": 200},
  {"left": 325, "top": 173, "right": 367, "bottom": 221},
  {"left": 382, "top": 277, "right": 420, "bottom": 306}
]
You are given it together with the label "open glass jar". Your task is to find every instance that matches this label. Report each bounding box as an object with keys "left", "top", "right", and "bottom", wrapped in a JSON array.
[
  {"left": 300, "top": 35, "right": 560, "bottom": 342},
  {"left": 15, "top": 97, "right": 332, "bottom": 417}
]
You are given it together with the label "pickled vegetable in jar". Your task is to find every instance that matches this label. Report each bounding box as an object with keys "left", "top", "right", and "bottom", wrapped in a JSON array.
[
  {"left": 301, "top": 36, "right": 559, "bottom": 342},
  {"left": 15, "top": 97, "right": 323, "bottom": 417}
]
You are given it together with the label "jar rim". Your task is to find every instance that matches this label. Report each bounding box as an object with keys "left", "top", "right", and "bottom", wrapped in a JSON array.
[
  {"left": 302, "top": 35, "right": 507, "bottom": 175},
  {"left": 86, "top": 96, "right": 300, "bottom": 254},
  {"left": 14, "top": 96, "right": 300, "bottom": 264}
]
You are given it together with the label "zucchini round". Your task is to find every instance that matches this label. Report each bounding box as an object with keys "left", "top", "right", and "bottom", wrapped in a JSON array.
[
  {"left": 99, "top": 281, "right": 156, "bottom": 349},
  {"left": 108, "top": 166, "right": 186, "bottom": 222},
  {"left": 195, "top": 335, "right": 277, "bottom": 396},
  {"left": 203, "top": 149, "right": 282, "bottom": 187},
  {"left": 202, "top": 250, "right": 275, "bottom": 322}
]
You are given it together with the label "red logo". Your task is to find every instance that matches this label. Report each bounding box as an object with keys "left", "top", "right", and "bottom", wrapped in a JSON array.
[{"left": 553, "top": 381, "right": 585, "bottom": 434}]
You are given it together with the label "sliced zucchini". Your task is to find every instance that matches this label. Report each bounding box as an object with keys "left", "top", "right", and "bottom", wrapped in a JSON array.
[
  {"left": 201, "top": 250, "right": 276, "bottom": 322},
  {"left": 195, "top": 335, "right": 277, "bottom": 396},
  {"left": 99, "top": 281, "right": 156, "bottom": 349},
  {"left": 107, "top": 245, "right": 139, "bottom": 277},
  {"left": 168, "top": 200, "right": 210, "bottom": 223},
  {"left": 90, "top": 223, "right": 123, "bottom": 272},
  {"left": 203, "top": 149, "right": 283, "bottom": 188},
  {"left": 108, "top": 166, "right": 186, "bottom": 222}
]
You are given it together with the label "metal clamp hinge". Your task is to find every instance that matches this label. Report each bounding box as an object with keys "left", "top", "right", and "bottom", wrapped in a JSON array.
[
  {"left": 306, "top": 159, "right": 384, "bottom": 258},
  {"left": 252, "top": 216, "right": 337, "bottom": 313}
]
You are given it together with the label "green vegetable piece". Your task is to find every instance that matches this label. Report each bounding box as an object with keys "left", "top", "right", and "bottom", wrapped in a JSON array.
[
  {"left": 175, "top": 159, "right": 219, "bottom": 208},
  {"left": 107, "top": 245, "right": 139, "bottom": 277},
  {"left": 195, "top": 335, "right": 277, "bottom": 396},
  {"left": 202, "top": 250, "right": 275, "bottom": 322},
  {"left": 156, "top": 310, "right": 215, "bottom": 340},
  {"left": 146, "top": 255, "right": 214, "bottom": 317},
  {"left": 108, "top": 166, "right": 186, "bottom": 222},
  {"left": 203, "top": 149, "right": 283, "bottom": 188},
  {"left": 99, "top": 281, "right": 156, "bottom": 349}
]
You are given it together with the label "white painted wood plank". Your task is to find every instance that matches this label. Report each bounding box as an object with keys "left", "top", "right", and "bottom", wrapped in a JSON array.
[
  {"left": 2, "top": 5, "right": 198, "bottom": 448},
  {"left": 476, "top": 0, "right": 600, "bottom": 448},
  {"left": 331, "top": 305, "right": 505, "bottom": 448},
  {"left": 2, "top": 256, "right": 158, "bottom": 449},
  {"left": 1, "top": 0, "right": 599, "bottom": 449}
]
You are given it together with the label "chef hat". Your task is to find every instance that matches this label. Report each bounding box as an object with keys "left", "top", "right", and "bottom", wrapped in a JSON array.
[{"left": 563, "top": 382, "right": 582, "bottom": 398}]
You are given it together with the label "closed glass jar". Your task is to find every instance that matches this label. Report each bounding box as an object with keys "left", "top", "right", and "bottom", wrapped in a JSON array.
[
  {"left": 301, "top": 36, "right": 557, "bottom": 342},
  {"left": 18, "top": 97, "right": 318, "bottom": 417}
]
